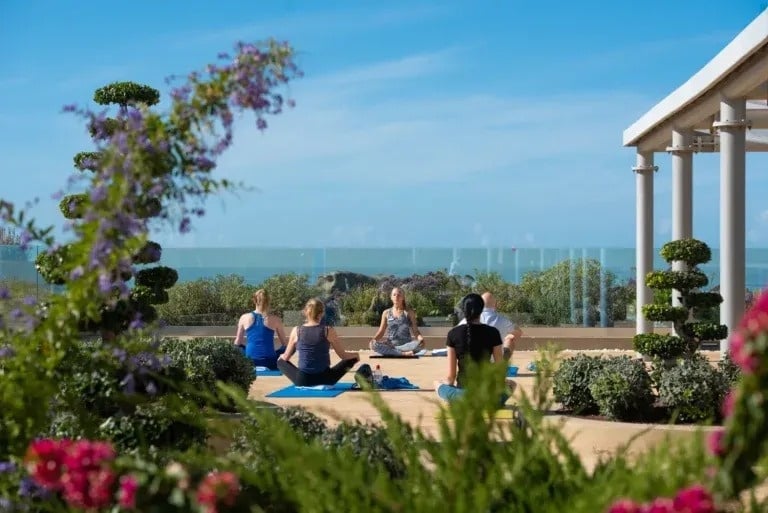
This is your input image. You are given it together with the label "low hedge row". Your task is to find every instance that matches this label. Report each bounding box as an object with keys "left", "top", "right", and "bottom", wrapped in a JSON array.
[{"left": 553, "top": 353, "right": 741, "bottom": 423}]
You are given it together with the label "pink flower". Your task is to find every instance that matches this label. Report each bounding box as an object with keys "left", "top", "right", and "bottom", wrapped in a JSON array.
[
  {"left": 729, "top": 332, "right": 760, "bottom": 373},
  {"left": 60, "top": 467, "right": 116, "bottom": 509},
  {"left": 24, "top": 438, "right": 72, "bottom": 490},
  {"left": 607, "top": 499, "right": 641, "bottom": 513},
  {"left": 672, "top": 484, "right": 715, "bottom": 513},
  {"left": 64, "top": 440, "right": 116, "bottom": 473},
  {"left": 644, "top": 497, "right": 674, "bottom": 513},
  {"left": 118, "top": 474, "right": 139, "bottom": 509},
  {"left": 196, "top": 471, "right": 240, "bottom": 513},
  {"left": 721, "top": 389, "right": 736, "bottom": 418},
  {"left": 706, "top": 429, "right": 726, "bottom": 457}
]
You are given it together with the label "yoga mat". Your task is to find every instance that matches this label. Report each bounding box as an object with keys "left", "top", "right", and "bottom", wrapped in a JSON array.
[
  {"left": 436, "top": 408, "right": 519, "bottom": 421},
  {"left": 254, "top": 369, "right": 282, "bottom": 377},
  {"left": 266, "top": 382, "right": 355, "bottom": 398},
  {"left": 370, "top": 354, "right": 420, "bottom": 359}
]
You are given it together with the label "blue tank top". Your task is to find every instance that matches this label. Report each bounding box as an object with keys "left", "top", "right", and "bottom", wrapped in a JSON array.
[
  {"left": 245, "top": 312, "right": 275, "bottom": 359},
  {"left": 297, "top": 325, "right": 331, "bottom": 374}
]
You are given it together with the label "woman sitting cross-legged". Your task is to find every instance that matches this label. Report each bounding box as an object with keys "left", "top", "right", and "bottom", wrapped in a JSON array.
[
  {"left": 277, "top": 298, "right": 361, "bottom": 387},
  {"left": 433, "top": 293, "right": 515, "bottom": 405},
  {"left": 234, "top": 288, "right": 288, "bottom": 370},
  {"left": 369, "top": 287, "right": 426, "bottom": 356}
]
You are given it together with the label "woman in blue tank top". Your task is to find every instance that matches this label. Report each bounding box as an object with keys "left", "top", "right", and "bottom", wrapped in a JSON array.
[
  {"left": 277, "top": 298, "right": 360, "bottom": 386},
  {"left": 234, "top": 289, "right": 288, "bottom": 370}
]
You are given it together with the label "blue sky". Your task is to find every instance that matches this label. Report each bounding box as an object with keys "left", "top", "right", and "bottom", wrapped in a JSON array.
[{"left": 2, "top": 0, "right": 768, "bottom": 249}]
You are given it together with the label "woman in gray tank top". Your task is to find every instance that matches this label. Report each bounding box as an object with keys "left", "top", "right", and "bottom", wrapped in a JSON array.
[
  {"left": 278, "top": 298, "right": 360, "bottom": 386},
  {"left": 369, "top": 287, "right": 426, "bottom": 357}
]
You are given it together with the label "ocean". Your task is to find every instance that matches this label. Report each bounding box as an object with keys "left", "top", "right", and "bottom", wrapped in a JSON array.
[{"left": 3, "top": 246, "right": 768, "bottom": 290}]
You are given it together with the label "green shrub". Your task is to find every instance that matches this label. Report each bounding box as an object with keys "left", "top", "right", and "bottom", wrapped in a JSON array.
[
  {"left": 320, "top": 420, "right": 409, "bottom": 479},
  {"left": 658, "top": 355, "right": 729, "bottom": 423},
  {"left": 588, "top": 356, "right": 653, "bottom": 421},
  {"left": 257, "top": 273, "right": 318, "bottom": 316},
  {"left": 641, "top": 304, "right": 688, "bottom": 323},
  {"left": 97, "top": 399, "right": 208, "bottom": 451},
  {"left": 273, "top": 406, "right": 330, "bottom": 442},
  {"left": 552, "top": 354, "right": 605, "bottom": 414},
  {"left": 718, "top": 352, "right": 742, "bottom": 388},
  {"left": 633, "top": 333, "right": 687, "bottom": 360},
  {"left": 157, "top": 274, "right": 254, "bottom": 325},
  {"left": 341, "top": 285, "right": 380, "bottom": 326},
  {"left": 159, "top": 338, "right": 254, "bottom": 400},
  {"left": 49, "top": 340, "right": 208, "bottom": 452}
]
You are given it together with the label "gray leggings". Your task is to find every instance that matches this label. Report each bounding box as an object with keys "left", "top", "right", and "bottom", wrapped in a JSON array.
[{"left": 370, "top": 339, "right": 424, "bottom": 356}]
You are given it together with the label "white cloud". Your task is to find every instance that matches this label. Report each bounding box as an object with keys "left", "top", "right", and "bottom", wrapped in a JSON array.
[{"left": 215, "top": 49, "right": 652, "bottom": 191}]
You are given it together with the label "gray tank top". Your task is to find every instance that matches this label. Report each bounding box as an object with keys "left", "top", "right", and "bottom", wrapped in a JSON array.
[
  {"left": 297, "top": 325, "right": 331, "bottom": 374},
  {"left": 386, "top": 309, "right": 412, "bottom": 343}
]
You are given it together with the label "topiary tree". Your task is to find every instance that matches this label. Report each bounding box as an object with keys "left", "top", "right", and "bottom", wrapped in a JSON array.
[
  {"left": 633, "top": 238, "right": 727, "bottom": 360},
  {"left": 35, "top": 81, "right": 177, "bottom": 338}
]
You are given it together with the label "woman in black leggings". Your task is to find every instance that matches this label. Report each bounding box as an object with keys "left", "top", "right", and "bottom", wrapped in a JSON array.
[{"left": 277, "top": 298, "right": 360, "bottom": 386}]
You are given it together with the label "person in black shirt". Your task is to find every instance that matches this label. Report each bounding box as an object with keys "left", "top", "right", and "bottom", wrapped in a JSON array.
[{"left": 434, "top": 293, "right": 513, "bottom": 404}]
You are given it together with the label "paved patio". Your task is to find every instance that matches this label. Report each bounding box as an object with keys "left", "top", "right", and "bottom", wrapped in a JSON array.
[{"left": 248, "top": 350, "right": 720, "bottom": 471}]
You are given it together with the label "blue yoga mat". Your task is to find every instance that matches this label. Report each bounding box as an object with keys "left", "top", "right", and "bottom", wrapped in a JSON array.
[
  {"left": 266, "top": 382, "right": 356, "bottom": 398},
  {"left": 507, "top": 366, "right": 519, "bottom": 377},
  {"left": 254, "top": 368, "right": 282, "bottom": 377}
]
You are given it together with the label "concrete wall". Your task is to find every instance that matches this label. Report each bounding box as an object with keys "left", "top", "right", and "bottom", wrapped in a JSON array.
[{"left": 159, "top": 326, "right": 672, "bottom": 351}]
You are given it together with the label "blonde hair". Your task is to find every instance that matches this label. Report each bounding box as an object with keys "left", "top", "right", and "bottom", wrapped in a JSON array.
[
  {"left": 252, "top": 289, "right": 270, "bottom": 313},
  {"left": 304, "top": 298, "right": 325, "bottom": 322}
]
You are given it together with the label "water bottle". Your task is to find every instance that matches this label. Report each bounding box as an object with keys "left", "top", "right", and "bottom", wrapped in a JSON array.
[{"left": 373, "top": 365, "right": 383, "bottom": 386}]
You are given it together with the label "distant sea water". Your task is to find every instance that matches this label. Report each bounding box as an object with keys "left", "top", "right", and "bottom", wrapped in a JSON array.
[{"left": 3, "top": 246, "right": 768, "bottom": 291}]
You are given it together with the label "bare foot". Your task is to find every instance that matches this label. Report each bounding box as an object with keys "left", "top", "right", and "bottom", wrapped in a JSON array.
[{"left": 402, "top": 351, "right": 414, "bottom": 356}]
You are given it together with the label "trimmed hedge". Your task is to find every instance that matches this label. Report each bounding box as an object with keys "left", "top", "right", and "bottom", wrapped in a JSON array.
[{"left": 552, "top": 354, "right": 605, "bottom": 414}]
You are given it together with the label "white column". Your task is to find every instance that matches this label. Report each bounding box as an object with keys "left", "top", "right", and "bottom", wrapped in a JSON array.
[
  {"left": 714, "top": 97, "right": 747, "bottom": 353},
  {"left": 633, "top": 152, "right": 656, "bottom": 335},
  {"left": 668, "top": 130, "right": 694, "bottom": 308}
]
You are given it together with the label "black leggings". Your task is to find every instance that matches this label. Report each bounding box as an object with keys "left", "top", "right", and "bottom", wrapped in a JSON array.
[{"left": 276, "top": 358, "right": 358, "bottom": 387}]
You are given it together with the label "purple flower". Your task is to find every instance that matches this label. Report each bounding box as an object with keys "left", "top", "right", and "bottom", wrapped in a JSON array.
[
  {"left": 19, "top": 476, "right": 50, "bottom": 499},
  {"left": 90, "top": 185, "right": 107, "bottom": 203},
  {"left": 51, "top": 190, "right": 64, "bottom": 200},
  {"left": 22, "top": 296, "right": 35, "bottom": 306},
  {"left": 128, "top": 314, "right": 144, "bottom": 331},
  {"left": 0, "top": 461, "right": 16, "bottom": 473},
  {"left": 69, "top": 266, "right": 84, "bottom": 280},
  {"left": 145, "top": 381, "right": 157, "bottom": 396},
  {"left": 0, "top": 287, "right": 10, "bottom": 300},
  {"left": 62, "top": 104, "right": 77, "bottom": 112},
  {"left": 98, "top": 274, "right": 112, "bottom": 294},
  {"left": 120, "top": 373, "right": 136, "bottom": 395},
  {"left": 179, "top": 217, "right": 191, "bottom": 234},
  {"left": 18, "top": 230, "right": 31, "bottom": 251},
  {"left": 112, "top": 348, "right": 128, "bottom": 363},
  {"left": 9, "top": 309, "right": 22, "bottom": 321},
  {"left": 194, "top": 156, "right": 215, "bottom": 171}
]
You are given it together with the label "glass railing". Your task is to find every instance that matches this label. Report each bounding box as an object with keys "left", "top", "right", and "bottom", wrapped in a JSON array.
[{"left": 2, "top": 245, "right": 768, "bottom": 327}]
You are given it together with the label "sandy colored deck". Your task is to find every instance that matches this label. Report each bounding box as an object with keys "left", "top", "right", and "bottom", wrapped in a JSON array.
[{"left": 248, "top": 350, "right": 721, "bottom": 470}]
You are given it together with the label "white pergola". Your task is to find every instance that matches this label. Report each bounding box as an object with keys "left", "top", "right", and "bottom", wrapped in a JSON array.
[{"left": 624, "top": 10, "right": 768, "bottom": 353}]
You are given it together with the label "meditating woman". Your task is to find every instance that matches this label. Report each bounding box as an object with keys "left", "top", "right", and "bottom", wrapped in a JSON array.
[
  {"left": 433, "top": 293, "right": 513, "bottom": 404},
  {"left": 234, "top": 289, "right": 288, "bottom": 370},
  {"left": 369, "top": 287, "right": 426, "bottom": 356},
  {"left": 277, "top": 298, "right": 360, "bottom": 386}
]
